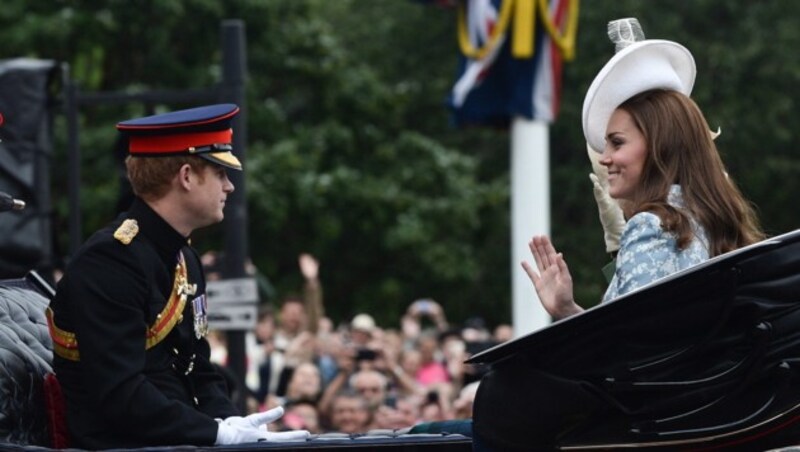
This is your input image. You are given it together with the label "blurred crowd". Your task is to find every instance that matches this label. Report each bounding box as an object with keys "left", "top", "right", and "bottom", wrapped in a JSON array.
[{"left": 203, "top": 252, "right": 512, "bottom": 434}]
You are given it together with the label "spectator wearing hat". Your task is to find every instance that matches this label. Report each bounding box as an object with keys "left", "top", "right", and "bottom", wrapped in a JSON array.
[
  {"left": 47, "top": 104, "right": 309, "bottom": 448},
  {"left": 522, "top": 18, "right": 764, "bottom": 320},
  {"left": 350, "top": 313, "right": 376, "bottom": 348}
]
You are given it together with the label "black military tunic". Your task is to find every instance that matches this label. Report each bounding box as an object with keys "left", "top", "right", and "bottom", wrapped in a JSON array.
[{"left": 48, "top": 198, "right": 238, "bottom": 449}]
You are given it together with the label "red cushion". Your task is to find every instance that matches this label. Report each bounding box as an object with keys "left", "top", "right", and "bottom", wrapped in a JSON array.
[{"left": 43, "top": 373, "right": 69, "bottom": 449}]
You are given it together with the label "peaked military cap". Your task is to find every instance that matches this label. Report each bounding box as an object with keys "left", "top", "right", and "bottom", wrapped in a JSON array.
[{"left": 116, "top": 104, "right": 242, "bottom": 170}]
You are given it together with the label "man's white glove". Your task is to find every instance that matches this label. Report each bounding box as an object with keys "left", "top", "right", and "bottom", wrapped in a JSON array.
[
  {"left": 587, "top": 143, "right": 625, "bottom": 254},
  {"left": 215, "top": 406, "right": 310, "bottom": 445}
]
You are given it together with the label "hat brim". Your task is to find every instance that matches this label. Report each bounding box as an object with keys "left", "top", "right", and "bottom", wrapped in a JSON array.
[
  {"left": 198, "top": 151, "right": 242, "bottom": 171},
  {"left": 582, "top": 40, "right": 696, "bottom": 152}
]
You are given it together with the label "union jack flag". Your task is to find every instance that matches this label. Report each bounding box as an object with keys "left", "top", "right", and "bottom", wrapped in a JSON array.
[{"left": 448, "top": 0, "right": 573, "bottom": 127}]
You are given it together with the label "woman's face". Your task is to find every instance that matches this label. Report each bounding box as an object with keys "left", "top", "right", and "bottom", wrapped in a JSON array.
[
  {"left": 287, "top": 363, "right": 321, "bottom": 398},
  {"left": 601, "top": 108, "right": 648, "bottom": 201}
]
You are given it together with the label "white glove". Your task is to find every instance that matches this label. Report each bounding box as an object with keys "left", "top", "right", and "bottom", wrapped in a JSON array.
[
  {"left": 586, "top": 143, "right": 625, "bottom": 254},
  {"left": 215, "top": 419, "right": 268, "bottom": 445},
  {"left": 215, "top": 406, "right": 310, "bottom": 445}
]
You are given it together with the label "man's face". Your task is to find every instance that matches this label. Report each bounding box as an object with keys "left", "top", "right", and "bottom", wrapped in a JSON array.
[
  {"left": 351, "top": 372, "right": 386, "bottom": 409},
  {"left": 186, "top": 163, "right": 234, "bottom": 228},
  {"left": 331, "top": 397, "right": 369, "bottom": 433},
  {"left": 280, "top": 301, "right": 306, "bottom": 334}
]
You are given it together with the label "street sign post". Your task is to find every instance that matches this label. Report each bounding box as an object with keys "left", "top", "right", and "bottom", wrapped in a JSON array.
[{"left": 206, "top": 277, "right": 258, "bottom": 331}]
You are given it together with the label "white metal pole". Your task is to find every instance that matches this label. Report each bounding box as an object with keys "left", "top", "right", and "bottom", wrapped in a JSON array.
[{"left": 511, "top": 116, "right": 551, "bottom": 337}]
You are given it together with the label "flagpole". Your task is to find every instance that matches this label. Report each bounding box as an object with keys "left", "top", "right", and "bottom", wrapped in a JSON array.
[{"left": 511, "top": 116, "right": 551, "bottom": 336}]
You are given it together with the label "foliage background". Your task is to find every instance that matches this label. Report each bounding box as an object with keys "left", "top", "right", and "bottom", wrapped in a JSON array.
[{"left": 1, "top": 0, "right": 798, "bottom": 329}]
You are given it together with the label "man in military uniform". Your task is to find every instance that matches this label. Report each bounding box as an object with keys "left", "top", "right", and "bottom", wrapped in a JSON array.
[{"left": 47, "top": 104, "right": 309, "bottom": 448}]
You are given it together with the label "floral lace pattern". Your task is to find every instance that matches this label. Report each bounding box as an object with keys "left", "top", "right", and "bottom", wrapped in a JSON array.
[{"left": 603, "top": 185, "right": 709, "bottom": 302}]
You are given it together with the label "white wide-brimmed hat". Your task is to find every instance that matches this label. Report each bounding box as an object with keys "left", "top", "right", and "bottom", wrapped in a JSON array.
[{"left": 582, "top": 18, "right": 696, "bottom": 152}]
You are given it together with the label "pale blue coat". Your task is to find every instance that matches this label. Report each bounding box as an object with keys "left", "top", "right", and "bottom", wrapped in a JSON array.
[{"left": 603, "top": 185, "right": 710, "bottom": 302}]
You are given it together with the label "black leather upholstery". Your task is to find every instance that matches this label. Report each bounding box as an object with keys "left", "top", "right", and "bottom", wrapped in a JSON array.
[
  {"left": 472, "top": 229, "right": 800, "bottom": 450},
  {"left": 0, "top": 273, "right": 54, "bottom": 446}
]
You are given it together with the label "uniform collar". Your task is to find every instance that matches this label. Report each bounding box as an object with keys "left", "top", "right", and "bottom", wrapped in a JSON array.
[{"left": 127, "top": 197, "right": 190, "bottom": 264}]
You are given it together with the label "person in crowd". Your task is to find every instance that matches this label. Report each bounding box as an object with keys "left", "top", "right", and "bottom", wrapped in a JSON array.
[
  {"left": 440, "top": 329, "right": 467, "bottom": 390},
  {"left": 451, "top": 381, "right": 480, "bottom": 420},
  {"left": 375, "top": 328, "right": 423, "bottom": 398},
  {"left": 327, "top": 391, "right": 371, "bottom": 434},
  {"left": 492, "top": 324, "right": 514, "bottom": 343},
  {"left": 273, "top": 253, "right": 324, "bottom": 350},
  {"left": 281, "top": 361, "right": 323, "bottom": 404},
  {"left": 46, "top": 104, "right": 308, "bottom": 447},
  {"left": 401, "top": 299, "right": 449, "bottom": 348},
  {"left": 314, "top": 315, "right": 341, "bottom": 387},
  {"left": 274, "top": 298, "right": 307, "bottom": 351},
  {"left": 460, "top": 316, "right": 492, "bottom": 344},
  {"left": 279, "top": 330, "right": 317, "bottom": 375},
  {"left": 399, "top": 348, "right": 422, "bottom": 382},
  {"left": 350, "top": 369, "right": 389, "bottom": 413},
  {"left": 414, "top": 331, "right": 449, "bottom": 389},
  {"left": 207, "top": 329, "right": 229, "bottom": 365},
  {"left": 280, "top": 400, "right": 322, "bottom": 434},
  {"left": 522, "top": 18, "right": 763, "bottom": 320},
  {"left": 297, "top": 253, "right": 325, "bottom": 334},
  {"left": 373, "top": 395, "right": 422, "bottom": 430},
  {"left": 419, "top": 389, "right": 449, "bottom": 423},
  {"left": 349, "top": 313, "right": 377, "bottom": 349},
  {"left": 251, "top": 304, "right": 284, "bottom": 406},
  {"left": 250, "top": 253, "right": 324, "bottom": 407}
]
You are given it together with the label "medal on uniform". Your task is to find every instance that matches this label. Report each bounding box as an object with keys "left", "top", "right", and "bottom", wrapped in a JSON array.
[{"left": 192, "top": 294, "right": 208, "bottom": 339}]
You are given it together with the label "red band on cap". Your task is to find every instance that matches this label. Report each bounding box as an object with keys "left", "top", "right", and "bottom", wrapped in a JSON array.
[{"left": 128, "top": 129, "right": 232, "bottom": 154}]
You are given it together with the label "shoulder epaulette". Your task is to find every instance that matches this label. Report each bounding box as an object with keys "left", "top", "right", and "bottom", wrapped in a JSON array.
[{"left": 113, "top": 219, "right": 139, "bottom": 245}]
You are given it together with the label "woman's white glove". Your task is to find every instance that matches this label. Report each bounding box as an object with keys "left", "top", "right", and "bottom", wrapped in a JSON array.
[
  {"left": 586, "top": 143, "right": 625, "bottom": 254},
  {"left": 215, "top": 406, "right": 310, "bottom": 445}
]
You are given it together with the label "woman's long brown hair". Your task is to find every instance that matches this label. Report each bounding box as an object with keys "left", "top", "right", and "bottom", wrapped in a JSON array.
[{"left": 619, "top": 89, "right": 764, "bottom": 256}]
